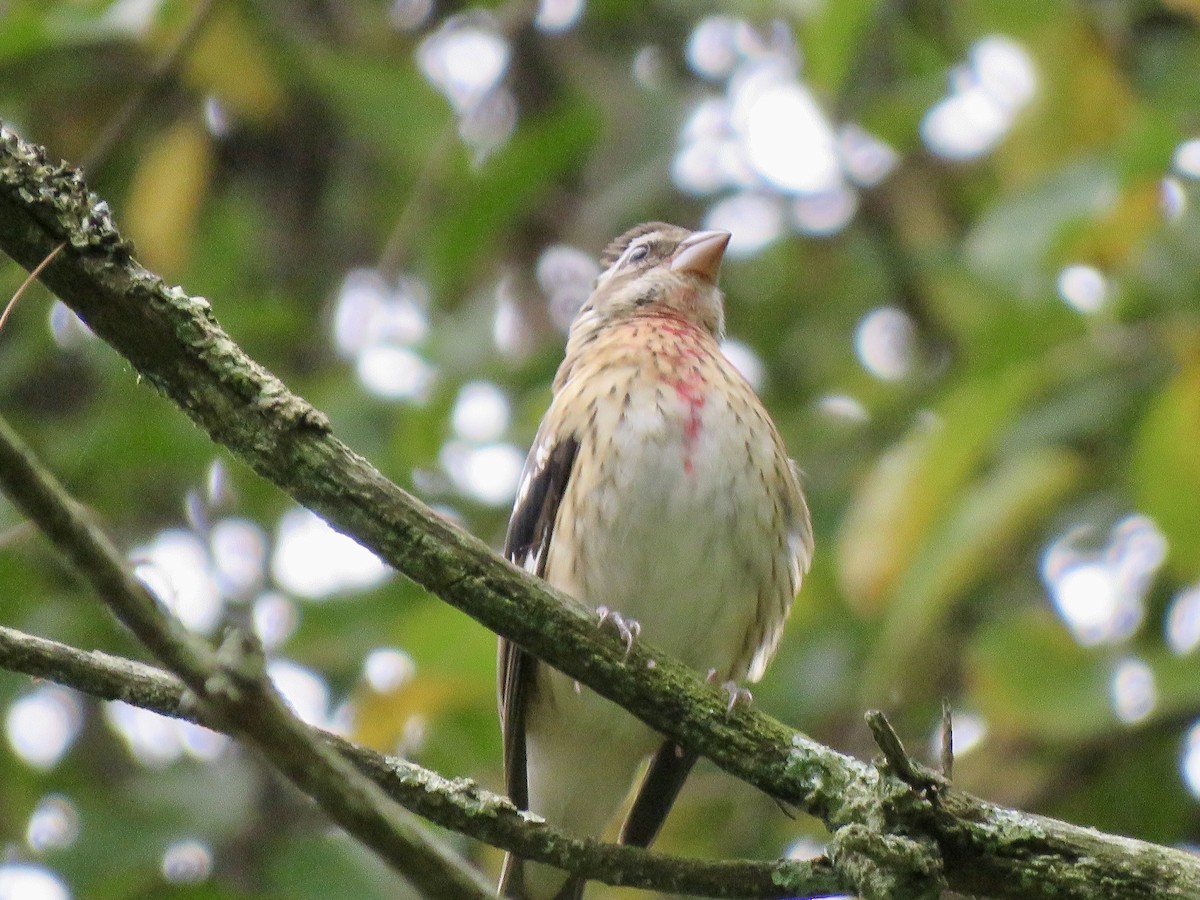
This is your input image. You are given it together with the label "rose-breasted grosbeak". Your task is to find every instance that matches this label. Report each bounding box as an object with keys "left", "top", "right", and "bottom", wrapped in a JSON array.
[{"left": 498, "top": 223, "right": 812, "bottom": 899}]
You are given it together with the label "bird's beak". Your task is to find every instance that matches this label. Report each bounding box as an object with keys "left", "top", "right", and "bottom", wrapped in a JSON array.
[{"left": 670, "top": 230, "right": 731, "bottom": 282}]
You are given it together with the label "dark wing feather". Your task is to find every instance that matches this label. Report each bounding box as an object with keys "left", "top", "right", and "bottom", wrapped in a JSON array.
[
  {"left": 618, "top": 742, "right": 698, "bottom": 848},
  {"left": 502, "top": 432, "right": 579, "bottom": 578},
  {"left": 497, "top": 433, "right": 580, "bottom": 898}
]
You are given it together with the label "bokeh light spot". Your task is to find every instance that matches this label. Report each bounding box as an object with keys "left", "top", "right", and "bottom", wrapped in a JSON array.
[
  {"left": 356, "top": 344, "right": 437, "bottom": 403},
  {"left": 1161, "top": 176, "right": 1188, "bottom": 222},
  {"left": 267, "top": 659, "right": 331, "bottom": 728},
  {"left": 133, "top": 529, "right": 223, "bottom": 635},
  {"left": 853, "top": 307, "right": 915, "bottom": 381},
  {"left": 792, "top": 185, "right": 858, "bottom": 237},
  {"left": 816, "top": 393, "right": 870, "bottom": 424},
  {"left": 253, "top": 591, "right": 298, "bottom": 650},
  {"left": 418, "top": 16, "right": 510, "bottom": 114},
  {"left": 921, "top": 35, "right": 1036, "bottom": 161},
  {"left": 1183, "top": 721, "right": 1200, "bottom": 799},
  {"left": 687, "top": 16, "right": 743, "bottom": 79},
  {"left": 364, "top": 648, "right": 417, "bottom": 693},
  {"left": 1056, "top": 264, "right": 1108, "bottom": 314},
  {"left": 271, "top": 507, "right": 390, "bottom": 600},
  {"left": 457, "top": 87, "right": 517, "bottom": 163},
  {"left": 26, "top": 794, "right": 80, "bottom": 853},
  {"left": 1042, "top": 515, "right": 1166, "bottom": 646},
  {"left": 0, "top": 863, "right": 69, "bottom": 900},
  {"left": 105, "top": 701, "right": 186, "bottom": 768},
  {"left": 1111, "top": 657, "right": 1156, "bottom": 724},
  {"left": 1172, "top": 138, "right": 1200, "bottom": 179},
  {"left": 202, "top": 96, "right": 230, "bottom": 138},
  {"left": 209, "top": 517, "right": 267, "bottom": 600},
  {"left": 48, "top": 301, "right": 94, "bottom": 349},
  {"left": 537, "top": 244, "right": 601, "bottom": 332},
  {"left": 632, "top": 45, "right": 667, "bottom": 90},
  {"left": 389, "top": 0, "right": 433, "bottom": 31},
  {"left": 161, "top": 839, "right": 212, "bottom": 885},
  {"left": 703, "top": 192, "right": 785, "bottom": 258},
  {"left": 838, "top": 123, "right": 899, "bottom": 188},
  {"left": 333, "top": 269, "right": 430, "bottom": 359},
  {"left": 1167, "top": 585, "right": 1200, "bottom": 656},
  {"left": 930, "top": 710, "right": 988, "bottom": 760},
  {"left": 6, "top": 686, "right": 83, "bottom": 771},
  {"left": 742, "top": 82, "right": 840, "bottom": 195},
  {"left": 440, "top": 441, "right": 525, "bottom": 507},
  {"left": 535, "top": 0, "right": 585, "bottom": 34},
  {"left": 720, "top": 338, "right": 764, "bottom": 392},
  {"left": 452, "top": 381, "right": 511, "bottom": 443}
]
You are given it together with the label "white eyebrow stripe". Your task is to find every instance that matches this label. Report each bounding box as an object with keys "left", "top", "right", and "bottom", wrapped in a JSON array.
[
  {"left": 618, "top": 233, "right": 661, "bottom": 264},
  {"left": 596, "top": 230, "right": 667, "bottom": 283}
]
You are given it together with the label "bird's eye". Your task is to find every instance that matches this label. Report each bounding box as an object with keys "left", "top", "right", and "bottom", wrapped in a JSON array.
[{"left": 627, "top": 245, "right": 649, "bottom": 264}]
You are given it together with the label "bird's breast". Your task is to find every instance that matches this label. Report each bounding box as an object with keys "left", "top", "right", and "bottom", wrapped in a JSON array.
[{"left": 548, "top": 339, "right": 783, "bottom": 680}]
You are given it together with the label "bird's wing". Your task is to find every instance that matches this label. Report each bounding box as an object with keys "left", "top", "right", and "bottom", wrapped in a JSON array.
[
  {"left": 497, "top": 430, "right": 580, "bottom": 896},
  {"left": 618, "top": 742, "right": 699, "bottom": 848}
]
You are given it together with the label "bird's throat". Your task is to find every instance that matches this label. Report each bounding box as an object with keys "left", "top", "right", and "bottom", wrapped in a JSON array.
[{"left": 642, "top": 312, "right": 713, "bottom": 477}]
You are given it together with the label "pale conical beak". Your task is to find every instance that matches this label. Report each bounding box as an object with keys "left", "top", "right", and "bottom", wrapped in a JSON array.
[{"left": 670, "top": 229, "right": 731, "bottom": 282}]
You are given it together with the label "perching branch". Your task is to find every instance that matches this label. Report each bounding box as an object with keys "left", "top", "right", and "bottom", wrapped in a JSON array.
[
  {"left": 0, "top": 623, "right": 841, "bottom": 898},
  {"left": 3, "top": 125, "right": 1200, "bottom": 899}
]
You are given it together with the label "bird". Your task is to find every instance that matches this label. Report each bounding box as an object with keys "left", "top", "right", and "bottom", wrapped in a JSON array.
[{"left": 497, "top": 222, "right": 812, "bottom": 899}]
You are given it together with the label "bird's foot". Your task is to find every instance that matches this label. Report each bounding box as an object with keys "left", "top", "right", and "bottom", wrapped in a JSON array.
[
  {"left": 707, "top": 669, "right": 753, "bottom": 716},
  {"left": 596, "top": 606, "right": 641, "bottom": 658}
]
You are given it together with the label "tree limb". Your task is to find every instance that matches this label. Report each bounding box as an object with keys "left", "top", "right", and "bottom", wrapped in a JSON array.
[
  {"left": 0, "top": 413, "right": 493, "bottom": 900},
  {"left": 3, "top": 124, "right": 1200, "bottom": 899},
  {"left": 0, "top": 623, "right": 842, "bottom": 899}
]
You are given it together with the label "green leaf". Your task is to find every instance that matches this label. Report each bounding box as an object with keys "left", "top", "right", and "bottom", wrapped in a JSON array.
[
  {"left": 1131, "top": 358, "right": 1200, "bottom": 580},
  {"left": 863, "top": 447, "right": 1084, "bottom": 700},
  {"left": 836, "top": 363, "right": 1041, "bottom": 615},
  {"left": 964, "top": 159, "right": 1120, "bottom": 297}
]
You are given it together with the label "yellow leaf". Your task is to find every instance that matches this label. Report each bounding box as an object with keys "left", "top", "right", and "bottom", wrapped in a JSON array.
[
  {"left": 181, "top": 6, "right": 286, "bottom": 122},
  {"left": 125, "top": 119, "right": 213, "bottom": 274},
  {"left": 351, "top": 673, "right": 480, "bottom": 753}
]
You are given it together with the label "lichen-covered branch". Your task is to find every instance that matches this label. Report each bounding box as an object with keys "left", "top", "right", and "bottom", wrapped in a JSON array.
[
  {"left": 3, "top": 124, "right": 1200, "bottom": 899},
  {"left": 0, "top": 624, "right": 842, "bottom": 899}
]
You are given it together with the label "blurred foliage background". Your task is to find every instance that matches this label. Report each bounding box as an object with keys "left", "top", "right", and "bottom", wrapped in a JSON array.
[{"left": 2, "top": 0, "right": 1200, "bottom": 898}]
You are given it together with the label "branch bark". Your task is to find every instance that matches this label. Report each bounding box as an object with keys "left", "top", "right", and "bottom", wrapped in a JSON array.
[
  {"left": 3, "top": 124, "right": 1200, "bottom": 899},
  {"left": 0, "top": 623, "right": 841, "bottom": 898},
  {"left": 0, "top": 412, "right": 494, "bottom": 900}
]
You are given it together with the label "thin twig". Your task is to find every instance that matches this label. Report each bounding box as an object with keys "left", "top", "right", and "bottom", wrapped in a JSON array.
[
  {"left": 865, "top": 710, "right": 943, "bottom": 794},
  {"left": 83, "top": 0, "right": 221, "bottom": 175},
  {"left": 0, "top": 241, "right": 63, "bottom": 338},
  {"left": 377, "top": 125, "right": 456, "bottom": 281}
]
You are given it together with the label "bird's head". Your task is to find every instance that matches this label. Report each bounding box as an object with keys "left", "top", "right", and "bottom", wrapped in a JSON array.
[{"left": 572, "top": 223, "right": 731, "bottom": 340}]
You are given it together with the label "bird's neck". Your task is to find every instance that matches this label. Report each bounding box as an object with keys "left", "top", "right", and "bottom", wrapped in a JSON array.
[{"left": 554, "top": 312, "right": 719, "bottom": 393}]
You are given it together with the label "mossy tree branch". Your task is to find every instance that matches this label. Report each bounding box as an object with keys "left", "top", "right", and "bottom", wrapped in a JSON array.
[
  {"left": 0, "top": 623, "right": 840, "bottom": 899},
  {"left": 3, "top": 125, "right": 1200, "bottom": 899}
]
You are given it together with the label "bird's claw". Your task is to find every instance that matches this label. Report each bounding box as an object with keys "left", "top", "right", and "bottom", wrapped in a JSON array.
[
  {"left": 596, "top": 605, "right": 641, "bottom": 658},
  {"left": 707, "top": 669, "right": 752, "bottom": 716}
]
